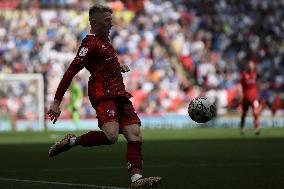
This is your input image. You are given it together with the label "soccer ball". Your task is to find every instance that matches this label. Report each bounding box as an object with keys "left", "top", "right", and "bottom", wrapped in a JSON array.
[{"left": 188, "top": 97, "right": 216, "bottom": 123}]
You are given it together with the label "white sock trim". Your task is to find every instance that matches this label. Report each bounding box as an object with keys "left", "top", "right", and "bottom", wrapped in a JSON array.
[
  {"left": 131, "top": 174, "right": 142, "bottom": 183},
  {"left": 69, "top": 137, "right": 77, "bottom": 147}
]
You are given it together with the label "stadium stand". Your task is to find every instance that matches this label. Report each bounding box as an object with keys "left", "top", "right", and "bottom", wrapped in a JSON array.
[{"left": 0, "top": 0, "right": 283, "bottom": 119}]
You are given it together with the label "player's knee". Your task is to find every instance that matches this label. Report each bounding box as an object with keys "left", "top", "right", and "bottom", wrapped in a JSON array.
[
  {"left": 105, "top": 132, "right": 118, "bottom": 144},
  {"left": 136, "top": 131, "right": 142, "bottom": 141},
  {"left": 101, "top": 122, "right": 119, "bottom": 144},
  {"left": 131, "top": 129, "right": 142, "bottom": 141}
]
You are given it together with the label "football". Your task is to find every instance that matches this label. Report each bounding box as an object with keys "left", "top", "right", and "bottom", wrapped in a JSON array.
[{"left": 188, "top": 97, "right": 216, "bottom": 123}]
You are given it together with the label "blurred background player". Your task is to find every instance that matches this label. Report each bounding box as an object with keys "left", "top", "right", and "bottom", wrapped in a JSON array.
[
  {"left": 271, "top": 95, "right": 283, "bottom": 127},
  {"left": 238, "top": 60, "right": 261, "bottom": 135},
  {"left": 47, "top": 4, "right": 161, "bottom": 188},
  {"left": 68, "top": 79, "right": 83, "bottom": 127}
]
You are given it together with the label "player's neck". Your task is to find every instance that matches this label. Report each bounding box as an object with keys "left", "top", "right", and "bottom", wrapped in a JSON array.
[
  {"left": 90, "top": 31, "right": 108, "bottom": 39},
  {"left": 95, "top": 34, "right": 110, "bottom": 42},
  {"left": 90, "top": 28, "right": 109, "bottom": 39}
]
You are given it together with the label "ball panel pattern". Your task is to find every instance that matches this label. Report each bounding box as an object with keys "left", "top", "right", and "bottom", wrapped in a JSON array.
[{"left": 188, "top": 97, "right": 216, "bottom": 123}]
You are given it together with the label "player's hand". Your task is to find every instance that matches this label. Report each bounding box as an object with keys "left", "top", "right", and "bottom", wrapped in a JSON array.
[
  {"left": 120, "top": 63, "right": 130, "bottom": 73},
  {"left": 47, "top": 100, "right": 61, "bottom": 124}
]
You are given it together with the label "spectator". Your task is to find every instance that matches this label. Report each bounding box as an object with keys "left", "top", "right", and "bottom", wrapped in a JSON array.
[{"left": 0, "top": 0, "right": 283, "bottom": 118}]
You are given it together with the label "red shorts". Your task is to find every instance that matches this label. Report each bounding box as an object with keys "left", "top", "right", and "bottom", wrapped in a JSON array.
[
  {"left": 93, "top": 97, "right": 141, "bottom": 130},
  {"left": 242, "top": 98, "right": 259, "bottom": 113}
]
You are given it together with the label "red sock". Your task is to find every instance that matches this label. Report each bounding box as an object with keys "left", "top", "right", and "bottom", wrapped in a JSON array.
[
  {"left": 76, "top": 131, "right": 112, "bottom": 147},
  {"left": 127, "top": 141, "right": 143, "bottom": 175},
  {"left": 240, "top": 112, "right": 246, "bottom": 129},
  {"left": 254, "top": 114, "right": 259, "bottom": 129}
]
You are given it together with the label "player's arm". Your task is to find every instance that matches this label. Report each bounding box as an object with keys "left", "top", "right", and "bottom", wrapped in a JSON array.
[
  {"left": 48, "top": 65, "right": 81, "bottom": 124},
  {"left": 48, "top": 40, "right": 90, "bottom": 124},
  {"left": 237, "top": 72, "right": 245, "bottom": 100},
  {"left": 236, "top": 83, "right": 243, "bottom": 100}
]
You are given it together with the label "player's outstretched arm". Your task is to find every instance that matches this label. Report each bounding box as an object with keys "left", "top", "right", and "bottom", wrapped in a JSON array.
[
  {"left": 48, "top": 65, "right": 81, "bottom": 124},
  {"left": 47, "top": 37, "right": 90, "bottom": 124}
]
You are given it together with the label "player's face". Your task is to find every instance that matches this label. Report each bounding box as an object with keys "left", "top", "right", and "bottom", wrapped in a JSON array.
[
  {"left": 248, "top": 61, "right": 255, "bottom": 71},
  {"left": 90, "top": 12, "right": 112, "bottom": 37}
]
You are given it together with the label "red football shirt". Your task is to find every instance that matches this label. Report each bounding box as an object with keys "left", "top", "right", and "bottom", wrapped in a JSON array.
[
  {"left": 54, "top": 34, "right": 131, "bottom": 105},
  {"left": 240, "top": 70, "right": 258, "bottom": 100}
]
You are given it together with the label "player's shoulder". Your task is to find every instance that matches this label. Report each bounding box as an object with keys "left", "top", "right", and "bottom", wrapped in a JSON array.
[
  {"left": 81, "top": 34, "right": 98, "bottom": 44},
  {"left": 79, "top": 34, "right": 101, "bottom": 53}
]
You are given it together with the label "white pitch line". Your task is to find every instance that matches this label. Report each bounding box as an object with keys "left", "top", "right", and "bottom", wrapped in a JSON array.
[
  {"left": 0, "top": 177, "right": 130, "bottom": 189},
  {"left": 2, "top": 162, "right": 272, "bottom": 173}
]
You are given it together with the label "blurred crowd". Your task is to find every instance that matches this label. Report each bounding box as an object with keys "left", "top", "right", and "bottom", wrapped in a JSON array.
[{"left": 0, "top": 0, "right": 284, "bottom": 120}]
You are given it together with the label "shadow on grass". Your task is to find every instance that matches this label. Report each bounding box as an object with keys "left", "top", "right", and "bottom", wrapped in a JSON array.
[{"left": 0, "top": 138, "right": 284, "bottom": 189}]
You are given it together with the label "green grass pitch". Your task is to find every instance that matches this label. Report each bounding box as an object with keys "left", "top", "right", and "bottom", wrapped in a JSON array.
[{"left": 0, "top": 128, "right": 284, "bottom": 189}]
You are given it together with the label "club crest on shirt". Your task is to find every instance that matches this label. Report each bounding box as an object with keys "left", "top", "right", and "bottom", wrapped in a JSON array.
[
  {"left": 79, "top": 47, "right": 88, "bottom": 56},
  {"left": 107, "top": 109, "right": 115, "bottom": 117}
]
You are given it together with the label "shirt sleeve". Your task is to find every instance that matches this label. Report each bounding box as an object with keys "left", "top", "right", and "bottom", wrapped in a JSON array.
[
  {"left": 54, "top": 38, "right": 91, "bottom": 102},
  {"left": 54, "top": 65, "right": 81, "bottom": 102},
  {"left": 70, "top": 38, "right": 91, "bottom": 69}
]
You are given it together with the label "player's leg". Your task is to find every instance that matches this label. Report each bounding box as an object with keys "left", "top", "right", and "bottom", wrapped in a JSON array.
[
  {"left": 121, "top": 124, "right": 143, "bottom": 177},
  {"left": 75, "top": 121, "right": 119, "bottom": 146},
  {"left": 75, "top": 98, "right": 119, "bottom": 145},
  {"left": 240, "top": 99, "right": 249, "bottom": 134},
  {"left": 252, "top": 99, "right": 260, "bottom": 135},
  {"left": 119, "top": 97, "right": 162, "bottom": 187},
  {"left": 121, "top": 124, "right": 161, "bottom": 188},
  {"left": 49, "top": 98, "right": 119, "bottom": 157}
]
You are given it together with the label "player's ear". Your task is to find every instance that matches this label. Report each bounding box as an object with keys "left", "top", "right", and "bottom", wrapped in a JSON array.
[{"left": 90, "top": 19, "right": 96, "bottom": 26}]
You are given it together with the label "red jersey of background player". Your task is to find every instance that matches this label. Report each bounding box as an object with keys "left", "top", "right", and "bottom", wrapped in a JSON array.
[
  {"left": 239, "top": 60, "right": 260, "bottom": 134},
  {"left": 240, "top": 68, "right": 258, "bottom": 101},
  {"left": 54, "top": 34, "right": 132, "bottom": 105}
]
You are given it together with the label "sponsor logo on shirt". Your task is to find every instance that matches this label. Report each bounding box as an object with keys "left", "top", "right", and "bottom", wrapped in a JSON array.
[
  {"left": 107, "top": 109, "right": 115, "bottom": 117},
  {"left": 101, "top": 45, "right": 108, "bottom": 50},
  {"left": 79, "top": 47, "right": 88, "bottom": 56},
  {"left": 105, "top": 56, "right": 116, "bottom": 61}
]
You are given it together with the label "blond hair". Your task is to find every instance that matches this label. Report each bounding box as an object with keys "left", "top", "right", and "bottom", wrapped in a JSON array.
[{"left": 89, "top": 4, "right": 112, "bottom": 19}]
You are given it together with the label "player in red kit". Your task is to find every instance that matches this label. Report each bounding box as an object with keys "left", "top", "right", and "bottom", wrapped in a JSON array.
[
  {"left": 47, "top": 4, "right": 161, "bottom": 188},
  {"left": 238, "top": 60, "right": 261, "bottom": 135}
]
